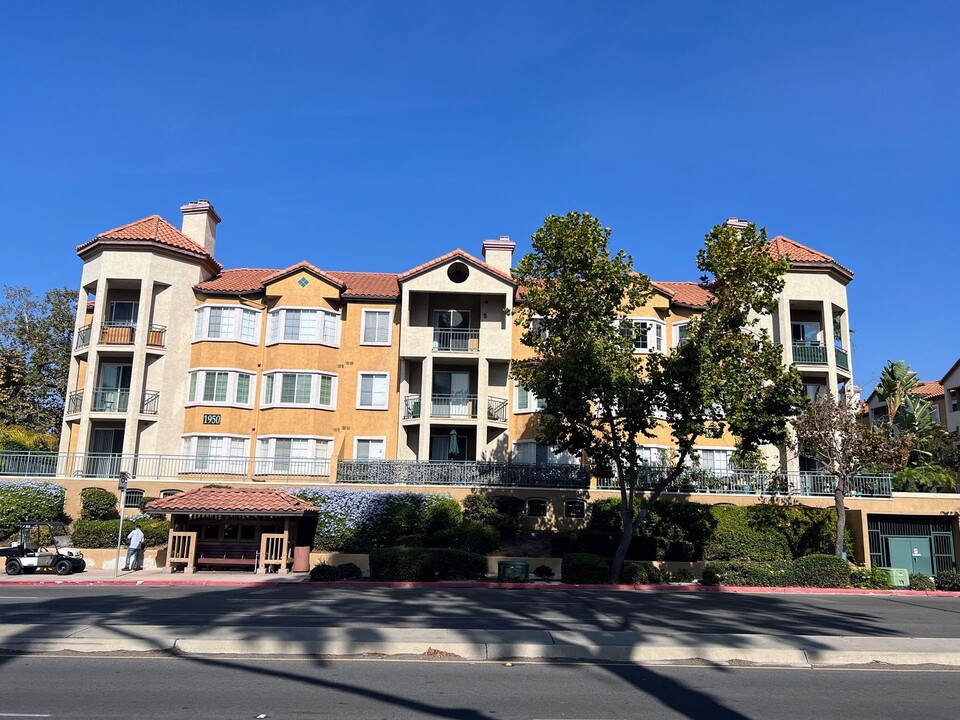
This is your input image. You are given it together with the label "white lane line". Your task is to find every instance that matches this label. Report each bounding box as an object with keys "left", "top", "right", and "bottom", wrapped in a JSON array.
[
  {"left": 0, "top": 713, "right": 52, "bottom": 717},
  {"left": 0, "top": 597, "right": 40, "bottom": 599}
]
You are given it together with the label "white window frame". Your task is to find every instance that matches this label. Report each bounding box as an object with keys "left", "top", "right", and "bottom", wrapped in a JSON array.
[
  {"left": 949, "top": 388, "right": 959, "bottom": 413},
  {"left": 180, "top": 434, "right": 250, "bottom": 474},
  {"left": 261, "top": 370, "right": 337, "bottom": 410},
  {"left": 513, "top": 441, "right": 579, "bottom": 466},
  {"left": 791, "top": 321, "right": 822, "bottom": 345},
  {"left": 159, "top": 489, "right": 182, "bottom": 498},
  {"left": 109, "top": 301, "right": 139, "bottom": 326},
  {"left": 514, "top": 383, "right": 546, "bottom": 413},
  {"left": 694, "top": 447, "right": 735, "bottom": 476},
  {"left": 526, "top": 498, "right": 549, "bottom": 518},
  {"left": 625, "top": 318, "right": 665, "bottom": 354},
  {"left": 186, "top": 368, "right": 255, "bottom": 408},
  {"left": 193, "top": 305, "right": 261, "bottom": 344},
  {"left": 357, "top": 372, "right": 390, "bottom": 410},
  {"left": 360, "top": 308, "right": 394, "bottom": 346},
  {"left": 638, "top": 445, "right": 669, "bottom": 466},
  {"left": 672, "top": 321, "right": 689, "bottom": 349},
  {"left": 255, "top": 435, "right": 333, "bottom": 476},
  {"left": 354, "top": 436, "right": 386, "bottom": 461},
  {"left": 266, "top": 306, "right": 341, "bottom": 347}
]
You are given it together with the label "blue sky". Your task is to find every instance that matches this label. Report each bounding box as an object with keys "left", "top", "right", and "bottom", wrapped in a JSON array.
[{"left": 0, "top": 2, "right": 957, "bottom": 392}]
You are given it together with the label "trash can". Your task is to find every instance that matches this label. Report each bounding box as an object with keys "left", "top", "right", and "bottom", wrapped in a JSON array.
[
  {"left": 292, "top": 546, "right": 311, "bottom": 573},
  {"left": 497, "top": 561, "right": 529, "bottom": 582}
]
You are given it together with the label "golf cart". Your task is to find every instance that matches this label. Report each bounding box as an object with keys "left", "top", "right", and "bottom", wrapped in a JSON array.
[{"left": 1, "top": 521, "right": 85, "bottom": 576}]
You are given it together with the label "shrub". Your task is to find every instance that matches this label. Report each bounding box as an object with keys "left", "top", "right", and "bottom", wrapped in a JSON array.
[
  {"left": 747, "top": 504, "right": 851, "bottom": 558},
  {"left": 0, "top": 481, "right": 66, "bottom": 539},
  {"left": 850, "top": 567, "right": 892, "bottom": 590},
  {"left": 462, "top": 493, "right": 524, "bottom": 540},
  {"left": 701, "top": 561, "right": 794, "bottom": 587},
  {"left": 893, "top": 465, "right": 956, "bottom": 493},
  {"left": 705, "top": 505, "right": 790, "bottom": 562},
  {"left": 561, "top": 553, "right": 610, "bottom": 584},
  {"left": 426, "top": 521, "right": 500, "bottom": 554},
  {"left": 435, "top": 549, "right": 487, "bottom": 580},
  {"left": 70, "top": 518, "right": 169, "bottom": 548},
  {"left": 138, "top": 496, "right": 157, "bottom": 513},
  {"left": 588, "top": 497, "right": 716, "bottom": 561},
  {"left": 909, "top": 573, "right": 935, "bottom": 591},
  {"left": 533, "top": 564, "right": 555, "bottom": 581},
  {"left": 935, "top": 570, "right": 960, "bottom": 591},
  {"left": 369, "top": 547, "right": 439, "bottom": 581},
  {"left": 80, "top": 487, "right": 119, "bottom": 521},
  {"left": 420, "top": 496, "right": 462, "bottom": 534},
  {"left": 310, "top": 563, "right": 340, "bottom": 581},
  {"left": 551, "top": 529, "right": 616, "bottom": 557},
  {"left": 337, "top": 562, "right": 363, "bottom": 580},
  {"left": 620, "top": 561, "right": 663, "bottom": 584},
  {"left": 670, "top": 568, "right": 696, "bottom": 583},
  {"left": 790, "top": 554, "right": 851, "bottom": 588},
  {"left": 396, "top": 534, "right": 425, "bottom": 547}
]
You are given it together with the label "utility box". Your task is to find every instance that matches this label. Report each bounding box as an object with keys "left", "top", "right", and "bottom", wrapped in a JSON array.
[
  {"left": 877, "top": 567, "right": 910, "bottom": 588},
  {"left": 497, "top": 561, "right": 529, "bottom": 582}
]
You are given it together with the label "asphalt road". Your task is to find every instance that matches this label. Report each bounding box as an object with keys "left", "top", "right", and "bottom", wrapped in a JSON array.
[
  {"left": 1, "top": 585, "right": 959, "bottom": 637},
  {"left": 0, "top": 655, "right": 957, "bottom": 719}
]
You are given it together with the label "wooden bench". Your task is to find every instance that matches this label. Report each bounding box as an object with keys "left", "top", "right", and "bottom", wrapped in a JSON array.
[{"left": 196, "top": 543, "right": 260, "bottom": 568}]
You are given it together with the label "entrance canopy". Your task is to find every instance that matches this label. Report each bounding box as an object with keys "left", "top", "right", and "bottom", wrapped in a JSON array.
[{"left": 144, "top": 487, "right": 320, "bottom": 518}]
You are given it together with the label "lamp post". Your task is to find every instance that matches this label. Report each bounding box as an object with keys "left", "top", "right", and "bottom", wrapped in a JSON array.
[{"left": 114, "top": 471, "right": 129, "bottom": 576}]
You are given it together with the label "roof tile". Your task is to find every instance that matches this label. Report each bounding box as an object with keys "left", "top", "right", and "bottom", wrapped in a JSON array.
[
  {"left": 768, "top": 235, "right": 854, "bottom": 278},
  {"left": 144, "top": 487, "right": 320, "bottom": 515},
  {"left": 652, "top": 281, "right": 713, "bottom": 308},
  {"left": 399, "top": 249, "right": 516, "bottom": 284},
  {"left": 77, "top": 215, "right": 222, "bottom": 272}
]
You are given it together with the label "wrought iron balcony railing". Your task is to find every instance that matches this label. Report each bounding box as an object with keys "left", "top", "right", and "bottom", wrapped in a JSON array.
[
  {"left": 141, "top": 390, "right": 160, "bottom": 415},
  {"left": 431, "top": 394, "right": 478, "bottom": 419},
  {"left": 792, "top": 342, "right": 828, "bottom": 364},
  {"left": 336, "top": 459, "right": 589, "bottom": 488},
  {"left": 75, "top": 324, "right": 92, "bottom": 350},
  {"left": 487, "top": 396, "right": 508, "bottom": 423},
  {"left": 66, "top": 391, "right": 83, "bottom": 415},
  {"left": 835, "top": 347, "right": 850, "bottom": 371},
  {"left": 92, "top": 388, "right": 129, "bottom": 413}
]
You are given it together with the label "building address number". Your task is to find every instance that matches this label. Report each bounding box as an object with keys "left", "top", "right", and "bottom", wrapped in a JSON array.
[{"left": 202, "top": 414, "right": 222, "bottom": 425}]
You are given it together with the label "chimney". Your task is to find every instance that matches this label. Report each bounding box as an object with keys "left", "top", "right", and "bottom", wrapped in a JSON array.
[
  {"left": 482, "top": 235, "right": 516, "bottom": 274},
  {"left": 723, "top": 217, "right": 749, "bottom": 230},
  {"left": 180, "top": 199, "right": 221, "bottom": 256}
]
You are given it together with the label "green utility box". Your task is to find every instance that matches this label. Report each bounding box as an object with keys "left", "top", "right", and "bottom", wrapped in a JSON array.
[
  {"left": 497, "top": 561, "right": 529, "bottom": 582},
  {"left": 877, "top": 567, "right": 910, "bottom": 588}
]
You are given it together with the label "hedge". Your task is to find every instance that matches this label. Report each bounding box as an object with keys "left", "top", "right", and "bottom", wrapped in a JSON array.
[
  {"left": 368, "top": 547, "right": 486, "bottom": 581},
  {"left": 424, "top": 521, "right": 500, "bottom": 555},
  {"left": 588, "top": 497, "right": 716, "bottom": 561},
  {"left": 909, "top": 573, "right": 936, "bottom": 591},
  {"left": 935, "top": 570, "right": 960, "bottom": 592},
  {"left": 704, "top": 505, "right": 790, "bottom": 562},
  {"left": 70, "top": 518, "right": 170, "bottom": 548},
  {"left": 561, "top": 553, "right": 610, "bottom": 584},
  {"left": 790, "top": 554, "right": 852, "bottom": 588},
  {"left": 850, "top": 567, "right": 892, "bottom": 590},
  {"left": 0, "top": 481, "right": 66, "bottom": 540},
  {"left": 310, "top": 562, "right": 363, "bottom": 581},
  {"left": 701, "top": 561, "right": 796, "bottom": 587},
  {"left": 80, "top": 488, "right": 118, "bottom": 521},
  {"left": 462, "top": 493, "right": 525, "bottom": 541},
  {"left": 620, "top": 560, "right": 663, "bottom": 584}
]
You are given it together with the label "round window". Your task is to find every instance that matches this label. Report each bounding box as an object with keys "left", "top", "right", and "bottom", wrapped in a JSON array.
[{"left": 447, "top": 262, "right": 470, "bottom": 284}]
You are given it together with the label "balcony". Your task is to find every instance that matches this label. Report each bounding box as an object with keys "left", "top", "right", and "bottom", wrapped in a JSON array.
[
  {"left": 100, "top": 321, "right": 136, "bottom": 345},
  {"left": 92, "top": 388, "right": 129, "bottom": 413},
  {"left": 141, "top": 390, "right": 160, "bottom": 415},
  {"left": 792, "top": 342, "right": 827, "bottom": 365},
  {"left": 487, "top": 396, "right": 508, "bottom": 423},
  {"left": 146, "top": 325, "right": 167, "bottom": 349},
  {"left": 337, "top": 460, "right": 589, "bottom": 488},
  {"left": 402, "top": 394, "right": 510, "bottom": 422},
  {"left": 433, "top": 328, "right": 479, "bottom": 353},
  {"left": 835, "top": 347, "right": 849, "bottom": 371},
  {"left": 594, "top": 467, "right": 892, "bottom": 498},
  {"left": 0, "top": 451, "right": 331, "bottom": 481},
  {"left": 66, "top": 391, "right": 83, "bottom": 415},
  {"left": 75, "top": 324, "right": 92, "bottom": 350}
]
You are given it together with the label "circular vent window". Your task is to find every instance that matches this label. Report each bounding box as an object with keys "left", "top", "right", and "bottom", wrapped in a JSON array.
[{"left": 447, "top": 262, "right": 470, "bottom": 284}]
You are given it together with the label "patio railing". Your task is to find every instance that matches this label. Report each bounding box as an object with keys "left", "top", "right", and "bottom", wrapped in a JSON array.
[
  {"left": 792, "top": 342, "right": 828, "bottom": 364},
  {"left": 337, "top": 460, "right": 589, "bottom": 488},
  {"left": 433, "top": 328, "right": 480, "bottom": 352}
]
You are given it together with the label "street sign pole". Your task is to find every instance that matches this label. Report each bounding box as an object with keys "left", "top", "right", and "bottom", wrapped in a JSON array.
[{"left": 114, "top": 471, "right": 129, "bottom": 577}]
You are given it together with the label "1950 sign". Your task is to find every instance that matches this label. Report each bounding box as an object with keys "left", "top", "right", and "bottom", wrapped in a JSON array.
[{"left": 202, "top": 414, "right": 222, "bottom": 425}]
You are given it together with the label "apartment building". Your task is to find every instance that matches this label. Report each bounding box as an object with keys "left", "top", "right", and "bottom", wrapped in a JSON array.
[{"left": 865, "top": 381, "right": 948, "bottom": 429}]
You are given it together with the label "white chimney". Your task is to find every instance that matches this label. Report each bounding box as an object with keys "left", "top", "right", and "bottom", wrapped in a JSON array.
[
  {"left": 482, "top": 235, "right": 516, "bottom": 274},
  {"left": 180, "top": 199, "right": 221, "bottom": 256},
  {"left": 723, "top": 217, "right": 749, "bottom": 230}
]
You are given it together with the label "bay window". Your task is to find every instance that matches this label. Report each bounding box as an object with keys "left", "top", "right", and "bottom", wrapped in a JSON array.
[
  {"left": 187, "top": 369, "right": 254, "bottom": 407},
  {"left": 267, "top": 307, "right": 340, "bottom": 346},
  {"left": 181, "top": 435, "right": 249, "bottom": 474},
  {"left": 256, "top": 437, "right": 332, "bottom": 476},
  {"left": 194, "top": 306, "right": 260, "bottom": 343},
  {"left": 262, "top": 371, "right": 336, "bottom": 409}
]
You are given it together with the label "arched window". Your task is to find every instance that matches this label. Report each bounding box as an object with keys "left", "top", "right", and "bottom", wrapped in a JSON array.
[
  {"left": 123, "top": 489, "right": 144, "bottom": 508},
  {"left": 564, "top": 500, "right": 586, "bottom": 519},
  {"left": 159, "top": 489, "right": 182, "bottom": 498},
  {"left": 526, "top": 498, "right": 548, "bottom": 518}
]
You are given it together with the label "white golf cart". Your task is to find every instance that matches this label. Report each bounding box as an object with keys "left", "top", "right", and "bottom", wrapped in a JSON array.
[{"left": 1, "top": 521, "right": 86, "bottom": 576}]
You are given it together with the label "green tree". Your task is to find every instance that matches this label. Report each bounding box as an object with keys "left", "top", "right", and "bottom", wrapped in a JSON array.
[
  {"left": 793, "top": 395, "right": 909, "bottom": 557},
  {"left": 876, "top": 360, "right": 919, "bottom": 431},
  {"left": 0, "top": 286, "right": 77, "bottom": 436},
  {"left": 512, "top": 214, "right": 802, "bottom": 582}
]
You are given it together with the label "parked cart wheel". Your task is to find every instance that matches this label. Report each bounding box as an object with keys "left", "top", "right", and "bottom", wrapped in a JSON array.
[
  {"left": 54, "top": 559, "right": 73, "bottom": 576},
  {"left": 5, "top": 559, "right": 22, "bottom": 576}
]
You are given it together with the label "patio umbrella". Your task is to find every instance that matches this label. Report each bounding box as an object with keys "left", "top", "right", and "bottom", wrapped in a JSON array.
[{"left": 448, "top": 429, "right": 459, "bottom": 457}]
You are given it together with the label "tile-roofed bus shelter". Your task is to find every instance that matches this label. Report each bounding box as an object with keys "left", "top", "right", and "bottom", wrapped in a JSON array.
[{"left": 145, "top": 488, "right": 319, "bottom": 575}]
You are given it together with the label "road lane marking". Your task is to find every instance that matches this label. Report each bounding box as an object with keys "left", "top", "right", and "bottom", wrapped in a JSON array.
[{"left": 0, "top": 713, "right": 52, "bottom": 717}]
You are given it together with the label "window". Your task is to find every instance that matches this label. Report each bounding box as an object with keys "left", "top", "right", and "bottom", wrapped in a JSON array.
[
  {"left": 564, "top": 499, "right": 586, "bottom": 518},
  {"left": 950, "top": 388, "right": 959, "bottom": 413},
  {"left": 194, "top": 306, "right": 260, "bottom": 343},
  {"left": 262, "top": 371, "right": 336, "bottom": 409},
  {"left": 513, "top": 441, "right": 578, "bottom": 465},
  {"left": 803, "top": 384, "right": 826, "bottom": 402},
  {"left": 624, "top": 319, "right": 664, "bottom": 353},
  {"left": 181, "top": 435, "right": 249, "bottom": 474},
  {"left": 123, "top": 489, "right": 144, "bottom": 508},
  {"left": 638, "top": 446, "right": 666, "bottom": 465},
  {"left": 267, "top": 308, "right": 340, "bottom": 346},
  {"left": 931, "top": 404, "right": 941, "bottom": 423},
  {"left": 256, "top": 437, "right": 332, "bottom": 476},
  {"left": 672, "top": 322, "right": 689, "bottom": 348},
  {"left": 833, "top": 313, "right": 844, "bottom": 348},
  {"left": 528, "top": 316, "right": 548, "bottom": 340},
  {"left": 791, "top": 322, "right": 821, "bottom": 345},
  {"left": 698, "top": 449, "right": 733, "bottom": 476},
  {"left": 361, "top": 309, "right": 393, "bottom": 345},
  {"left": 109, "top": 301, "right": 139, "bottom": 326},
  {"left": 526, "top": 498, "right": 548, "bottom": 517},
  {"left": 187, "top": 369, "right": 255, "bottom": 408},
  {"left": 159, "top": 489, "right": 182, "bottom": 498},
  {"left": 357, "top": 373, "right": 389, "bottom": 409},
  {"left": 355, "top": 437, "right": 386, "bottom": 461},
  {"left": 515, "top": 384, "right": 546, "bottom": 413}
]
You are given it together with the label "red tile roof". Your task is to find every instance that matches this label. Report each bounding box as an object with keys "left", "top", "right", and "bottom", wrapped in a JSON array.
[
  {"left": 196, "top": 268, "right": 277, "bottom": 294},
  {"left": 913, "top": 381, "right": 944, "bottom": 399},
  {"left": 652, "top": 281, "right": 714, "bottom": 309},
  {"left": 77, "top": 215, "right": 222, "bottom": 272},
  {"left": 261, "top": 261, "right": 347, "bottom": 291},
  {"left": 196, "top": 268, "right": 401, "bottom": 299},
  {"left": 399, "top": 249, "right": 516, "bottom": 285},
  {"left": 327, "top": 271, "right": 400, "bottom": 299},
  {"left": 144, "top": 488, "right": 320, "bottom": 515},
  {"left": 768, "top": 235, "right": 853, "bottom": 279}
]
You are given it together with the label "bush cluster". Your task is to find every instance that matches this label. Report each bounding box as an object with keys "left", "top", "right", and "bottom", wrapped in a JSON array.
[
  {"left": 703, "top": 554, "right": 853, "bottom": 588},
  {"left": 310, "top": 562, "right": 363, "bottom": 581},
  {"left": 80, "top": 488, "right": 119, "bottom": 521},
  {"left": 850, "top": 567, "right": 893, "bottom": 589},
  {"left": 935, "top": 570, "right": 960, "bottom": 591},
  {"left": 0, "top": 481, "right": 66, "bottom": 540},
  {"left": 620, "top": 560, "right": 663, "bottom": 584},
  {"left": 586, "top": 497, "right": 715, "bottom": 561},
  {"left": 560, "top": 553, "right": 610, "bottom": 584},
  {"left": 462, "top": 494, "right": 525, "bottom": 541},
  {"left": 369, "top": 547, "right": 487, "bottom": 581},
  {"left": 71, "top": 518, "right": 170, "bottom": 548},
  {"left": 422, "top": 521, "right": 501, "bottom": 555},
  {"left": 909, "top": 573, "right": 936, "bottom": 591}
]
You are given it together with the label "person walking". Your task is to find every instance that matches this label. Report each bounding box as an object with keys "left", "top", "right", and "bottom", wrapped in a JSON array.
[{"left": 123, "top": 524, "right": 145, "bottom": 571}]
